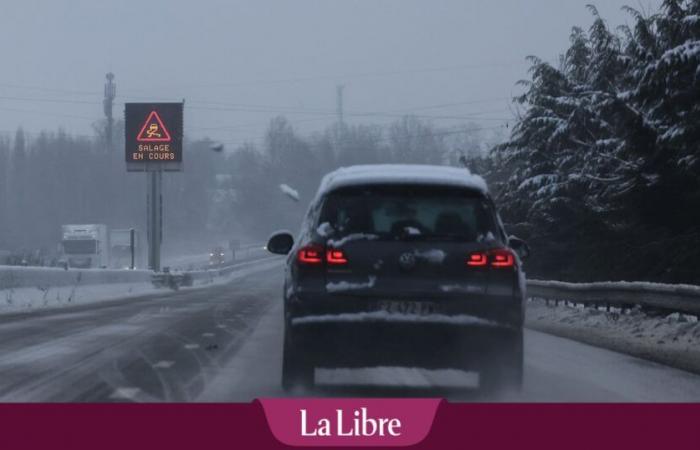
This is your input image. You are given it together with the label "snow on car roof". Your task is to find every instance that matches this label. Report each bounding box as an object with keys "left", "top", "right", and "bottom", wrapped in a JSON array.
[{"left": 316, "top": 164, "right": 489, "bottom": 197}]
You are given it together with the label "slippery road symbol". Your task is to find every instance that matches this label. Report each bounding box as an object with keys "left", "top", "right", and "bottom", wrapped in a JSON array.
[
  {"left": 136, "top": 110, "right": 172, "bottom": 142},
  {"left": 146, "top": 123, "right": 161, "bottom": 139}
]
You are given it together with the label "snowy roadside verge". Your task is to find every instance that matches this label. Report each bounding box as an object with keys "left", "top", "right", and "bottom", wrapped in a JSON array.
[
  {"left": 0, "top": 257, "right": 281, "bottom": 316},
  {"left": 0, "top": 265, "right": 151, "bottom": 290},
  {"left": 526, "top": 299, "right": 700, "bottom": 375}
]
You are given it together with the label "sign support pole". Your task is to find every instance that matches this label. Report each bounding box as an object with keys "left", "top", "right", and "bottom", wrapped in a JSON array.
[
  {"left": 147, "top": 170, "right": 162, "bottom": 271},
  {"left": 129, "top": 228, "right": 135, "bottom": 270}
]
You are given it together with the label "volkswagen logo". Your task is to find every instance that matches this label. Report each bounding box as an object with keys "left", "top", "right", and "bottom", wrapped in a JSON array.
[{"left": 398, "top": 252, "right": 417, "bottom": 272}]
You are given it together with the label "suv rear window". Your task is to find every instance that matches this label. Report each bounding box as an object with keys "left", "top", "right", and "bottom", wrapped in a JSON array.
[{"left": 319, "top": 185, "right": 498, "bottom": 242}]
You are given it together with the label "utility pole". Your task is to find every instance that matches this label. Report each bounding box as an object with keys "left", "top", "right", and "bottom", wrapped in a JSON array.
[
  {"left": 103, "top": 72, "right": 116, "bottom": 150},
  {"left": 335, "top": 85, "right": 345, "bottom": 156}
]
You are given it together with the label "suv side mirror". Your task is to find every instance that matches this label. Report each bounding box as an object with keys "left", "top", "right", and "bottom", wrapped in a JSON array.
[
  {"left": 267, "top": 232, "right": 294, "bottom": 255},
  {"left": 508, "top": 236, "right": 530, "bottom": 260}
]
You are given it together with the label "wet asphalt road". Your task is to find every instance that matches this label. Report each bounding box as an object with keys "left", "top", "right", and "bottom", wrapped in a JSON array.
[{"left": 1, "top": 258, "right": 700, "bottom": 402}]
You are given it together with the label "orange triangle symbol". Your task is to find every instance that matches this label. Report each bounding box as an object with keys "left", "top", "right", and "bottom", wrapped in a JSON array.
[{"left": 137, "top": 110, "right": 172, "bottom": 142}]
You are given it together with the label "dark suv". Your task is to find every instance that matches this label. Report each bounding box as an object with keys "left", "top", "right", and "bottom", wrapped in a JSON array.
[{"left": 266, "top": 165, "right": 529, "bottom": 393}]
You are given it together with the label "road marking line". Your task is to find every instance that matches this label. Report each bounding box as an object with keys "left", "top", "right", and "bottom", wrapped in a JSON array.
[
  {"left": 184, "top": 344, "right": 200, "bottom": 350},
  {"left": 202, "top": 332, "right": 215, "bottom": 338},
  {"left": 153, "top": 360, "right": 175, "bottom": 369},
  {"left": 110, "top": 387, "right": 140, "bottom": 400}
]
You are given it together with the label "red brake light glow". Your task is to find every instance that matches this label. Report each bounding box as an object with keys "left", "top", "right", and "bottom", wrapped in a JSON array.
[
  {"left": 467, "top": 252, "right": 488, "bottom": 267},
  {"left": 297, "top": 246, "right": 323, "bottom": 264},
  {"left": 326, "top": 249, "right": 348, "bottom": 265},
  {"left": 467, "top": 249, "right": 515, "bottom": 268},
  {"left": 490, "top": 249, "right": 515, "bottom": 268}
]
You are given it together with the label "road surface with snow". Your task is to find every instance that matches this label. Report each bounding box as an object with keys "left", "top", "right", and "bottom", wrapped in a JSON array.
[{"left": 0, "top": 259, "right": 699, "bottom": 402}]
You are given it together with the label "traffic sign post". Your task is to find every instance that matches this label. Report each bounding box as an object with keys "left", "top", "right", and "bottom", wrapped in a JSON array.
[
  {"left": 125, "top": 103, "right": 183, "bottom": 271},
  {"left": 129, "top": 228, "right": 136, "bottom": 271},
  {"left": 146, "top": 170, "right": 163, "bottom": 271}
]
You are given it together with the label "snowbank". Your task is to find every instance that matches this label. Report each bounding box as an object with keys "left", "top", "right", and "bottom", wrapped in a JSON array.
[
  {"left": 0, "top": 257, "right": 280, "bottom": 316},
  {"left": 0, "top": 281, "right": 157, "bottom": 313},
  {"left": 529, "top": 279, "right": 700, "bottom": 296},
  {"left": 0, "top": 266, "right": 151, "bottom": 290},
  {"left": 526, "top": 299, "right": 700, "bottom": 375},
  {"left": 0, "top": 250, "right": 265, "bottom": 292}
]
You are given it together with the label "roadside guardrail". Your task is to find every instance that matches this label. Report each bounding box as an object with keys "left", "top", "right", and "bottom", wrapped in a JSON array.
[
  {"left": 151, "top": 272, "right": 193, "bottom": 289},
  {"left": 152, "top": 243, "right": 269, "bottom": 289},
  {"left": 234, "top": 243, "right": 267, "bottom": 261},
  {"left": 527, "top": 279, "right": 700, "bottom": 318}
]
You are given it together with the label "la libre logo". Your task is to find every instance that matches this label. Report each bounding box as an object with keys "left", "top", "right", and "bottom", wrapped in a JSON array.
[{"left": 300, "top": 407, "right": 402, "bottom": 437}]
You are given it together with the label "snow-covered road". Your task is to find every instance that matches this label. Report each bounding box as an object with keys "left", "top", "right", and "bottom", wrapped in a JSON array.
[{"left": 0, "top": 260, "right": 698, "bottom": 402}]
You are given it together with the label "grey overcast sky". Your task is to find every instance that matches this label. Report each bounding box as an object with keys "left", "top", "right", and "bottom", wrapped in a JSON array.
[{"left": 0, "top": 0, "right": 661, "bottom": 148}]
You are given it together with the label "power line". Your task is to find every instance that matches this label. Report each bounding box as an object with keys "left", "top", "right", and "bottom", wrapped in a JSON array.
[
  {"left": 0, "top": 83, "right": 100, "bottom": 96},
  {"left": 381, "top": 97, "right": 512, "bottom": 113},
  {"left": 0, "top": 121, "right": 508, "bottom": 151},
  {"left": 0, "top": 128, "right": 97, "bottom": 141},
  {"left": 0, "top": 92, "right": 514, "bottom": 121},
  {"left": 188, "top": 108, "right": 512, "bottom": 133},
  {"left": 179, "top": 103, "right": 513, "bottom": 122},
  {"left": 0, "top": 106, "right": 98, "bottom": 121},
  {"left": 117, "top": 94, "right": 511, "bottom": 114},
  {"left": 211, "top": 123, "right": 508, "bottom": 149},
  {"left": 117, "top": 60, "right": 525, "bottom": 92},
  {"left": 0, "top": 88, "right": 515, "bottom": 143},
  {"left": 0, "top": 95, "right": 100, "bottom": 106},
  {"left": 189, "top": 116, "right": 333, "bottom": 132}
]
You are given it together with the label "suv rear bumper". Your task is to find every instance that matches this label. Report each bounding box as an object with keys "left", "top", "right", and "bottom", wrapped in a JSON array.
[
  {"left": 287, "top": 292, "right": 524, "bottom": 326},
  {"left": 287, "top": 310, "right": 522, "bottom": 370},
  {"left": 291, "top": 321, "right": 521, "bottom": 370}
]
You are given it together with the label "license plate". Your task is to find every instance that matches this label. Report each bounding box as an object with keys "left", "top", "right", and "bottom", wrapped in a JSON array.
[{"left": 377, "top": 301, "right": 440, "bottom": 315}]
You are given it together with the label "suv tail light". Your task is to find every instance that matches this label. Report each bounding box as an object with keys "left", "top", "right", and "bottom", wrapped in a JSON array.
[
  {"left": 297, "top": 245, "right": 324, "bottom": 264},
  {"left": 467, "top": 252, "right": 488, "bottom": 267},
  {"left": 297, "top": 245, "right": 349, "bottom": 266},
  {"left": 490, "top": 249, "right": 515, "bottom": 268},
  {"left": 326, "top": 249, "right": 348, "bottom": 265},
  {"left": 467, "top": 249, "right": 515, "bottom": 269}
]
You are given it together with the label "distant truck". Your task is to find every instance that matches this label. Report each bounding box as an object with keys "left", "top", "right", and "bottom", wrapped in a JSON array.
[
  {"left": 60, "top": 224, "right": 109, "bottom": 269},
  {"left": 109, "top": 228, "right": 143, "bottom": 269},
  {"left": 209, "top": 246, "right": 227, "bottom": 267}
]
